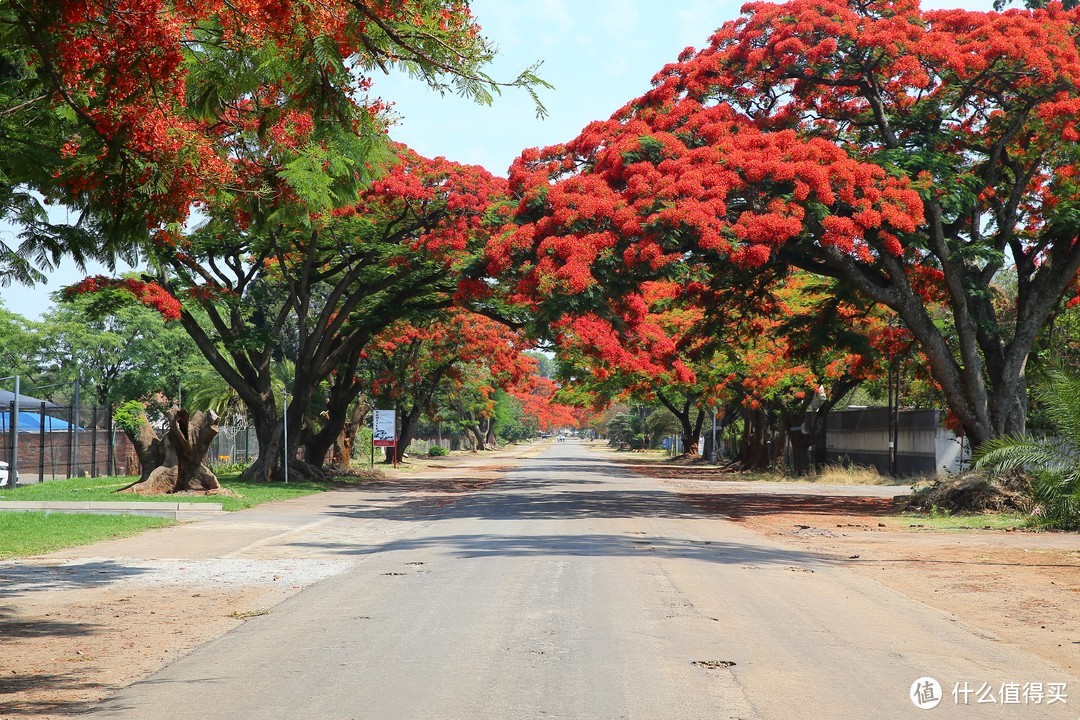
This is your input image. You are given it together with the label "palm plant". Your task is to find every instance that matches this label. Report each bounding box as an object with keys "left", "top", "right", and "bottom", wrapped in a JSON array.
[{"left": 973, "top": 369, "right": 1080, "bottom": 530}]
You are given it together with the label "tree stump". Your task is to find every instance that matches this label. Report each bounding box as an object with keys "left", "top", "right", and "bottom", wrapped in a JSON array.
[{"left": 119, "top": 408, "right": 221, "bottom": 494}]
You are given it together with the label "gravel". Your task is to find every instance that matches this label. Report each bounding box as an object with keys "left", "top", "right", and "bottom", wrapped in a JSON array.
[{"left": 0, "top": 557, "right": 353, "bottom": 594}]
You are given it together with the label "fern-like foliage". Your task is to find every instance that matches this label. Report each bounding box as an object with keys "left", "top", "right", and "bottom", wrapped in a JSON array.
[{"left": 973, "top": 369, "right": 1080, "bottom": 530}]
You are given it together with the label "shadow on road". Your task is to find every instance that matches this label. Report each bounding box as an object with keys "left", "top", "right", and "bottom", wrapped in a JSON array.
[
  {"left": 0, "top": 560, "right": 154, "bottom": 598},
  {"left": 288, "top": 531, "right": 829, "bottom": 567},
  {"left": 328, "top": 485, "right": 714, "bottom": 522},
  {"left": 0, "top": 672, "right": 106, "bottom": 717},
  {"left": 0, "top": 608, "right": 101, "bottom": 640}
]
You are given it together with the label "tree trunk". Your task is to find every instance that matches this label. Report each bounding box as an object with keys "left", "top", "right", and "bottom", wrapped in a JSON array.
[
  {"left": 485, "top": 418, "right": 497, "bottom": 449},
  {"left": 395, "top": 405, "right": 424, "bottom": 462},
  {"left": 119, "top": 408, "right": 221, "bottom": 494},
  {"left": 795, "top": 377, "right": 860, "bottom": 476},
  {"left": 655, "top": 389, "right": 704, "bottom": 458},
  {"left": 128, "top": 417, "right": 164, "bottom": 483},
  {"left": 787, "top": 423, "right": 813, "bottom": 476},
  {"left": 241, "top": 403, "right": 283, "bottom": 482},
  {"left": 300, "top": 354, "right": 367, "bottom": 470},
  {"left": 740, "top": 406, "right": 770, "bottom": 470},
  {"left": 239, "top": 392, "right": 325, "bottom": 482},
  {"left": 333, "top": 398, "right": 369, "bottom": 468},
  {"left": 469, "top": 424, "right": 487, "bottom": 450}
]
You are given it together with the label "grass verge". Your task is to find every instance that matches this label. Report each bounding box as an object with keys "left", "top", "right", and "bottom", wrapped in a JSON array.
[
  {"left": 0, "top": 473, "right": 336, "bottom": 511},
  {"left": 885, "top": 512, "right": 1028, "bottom": 532},
  {"left": 0, "top": 512, "right": 176, "bottom": 559}
]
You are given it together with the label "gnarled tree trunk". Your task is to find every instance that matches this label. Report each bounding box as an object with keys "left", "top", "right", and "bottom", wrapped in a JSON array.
[
  {"left": 120, "top": 408, "right": 221, "bottom": 494},
  {"left": 333, "top": 398, "right": 370, "bottom": 467}
]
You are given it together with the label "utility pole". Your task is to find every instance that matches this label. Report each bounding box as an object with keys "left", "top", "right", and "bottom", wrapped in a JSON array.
[
  {"left": 71, "top": 375, "right": 81, "bottom": 478},
  {"left": 710, "top": 407, "right": 718, "bottom": 465},
  {"left": 0, "top": 375, "right": 21, "bottom": 488},
  {"left": 282, "top": 389, "right": 289, "bottom": 485}
]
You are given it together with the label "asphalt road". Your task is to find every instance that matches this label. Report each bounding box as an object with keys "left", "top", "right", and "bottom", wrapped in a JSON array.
[{"left": 91, "top": 440, "right": 1077, "bottom": 719}]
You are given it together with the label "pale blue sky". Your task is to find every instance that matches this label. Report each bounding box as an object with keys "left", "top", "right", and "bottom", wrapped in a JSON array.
[{"left": 1, "top": 0, "right": 989, "bottom": 319}]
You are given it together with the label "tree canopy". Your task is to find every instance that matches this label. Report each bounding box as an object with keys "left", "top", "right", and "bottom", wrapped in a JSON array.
[
  {"left": 491, "top": 0, "right": 1080, "bottom": 448},
  {"left": 0, "top": 0, "right": 546, "bottom": 282}
]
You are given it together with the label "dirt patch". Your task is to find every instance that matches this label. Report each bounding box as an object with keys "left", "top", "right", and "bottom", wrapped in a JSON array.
[
  {"left": 0, "top": 558, "right": 348, "bottom": 717},
  {"left": 683, "top": 492, "right": 898, "bottom": 518},
  {"left": 0, "top": 576, "right": 305, "bottom": 718},
  {"left": 625, "top": 462, "right": 1080, "bottom": 677}
]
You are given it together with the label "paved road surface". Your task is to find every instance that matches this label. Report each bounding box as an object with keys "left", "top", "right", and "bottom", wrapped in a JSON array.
[{"left": 91, "top": 441, "right": 1077, "bottom": 719}]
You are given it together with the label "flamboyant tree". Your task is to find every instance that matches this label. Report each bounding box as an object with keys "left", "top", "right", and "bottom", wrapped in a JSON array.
[
  {"left": 509, "top": 376, "right": 582, "bottom": 435},
  {"left": 0, "top": 0, "right": 545, "bottom": 282},
  {"left": 546, "top": 269, "right": 879, "bottom": 470},
  {"left": 365, "top": 309, "right": 536, "bottom": 461},
  {"left": 70, "top": 147, "right": 509, "bottom": 480},
  {"left": 546, "top": 280, "right": 712, "bottom": 456},
  {"left": 492, "top": 0, "right": 1080, "bottom": 450},
  {"left": 710, "top": 274, "right": 884, "bottom": 472}
]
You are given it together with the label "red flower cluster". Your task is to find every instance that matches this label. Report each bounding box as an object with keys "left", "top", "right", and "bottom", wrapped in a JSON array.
[{"left": 65, "top": 275, "right": 182, "bottom": 320}]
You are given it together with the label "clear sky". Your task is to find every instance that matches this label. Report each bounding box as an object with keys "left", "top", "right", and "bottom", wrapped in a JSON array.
[{"left": 0, "top": 0, "right": 989, "bottom": 320}]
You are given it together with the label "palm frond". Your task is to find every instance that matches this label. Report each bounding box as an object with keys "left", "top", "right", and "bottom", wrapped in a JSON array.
[
  {"left": 973, "top": 435, "right": 1076, "bottom": 473},
  {"left": 1037, "top": 368, "right": 1080, "bottom": 449}
]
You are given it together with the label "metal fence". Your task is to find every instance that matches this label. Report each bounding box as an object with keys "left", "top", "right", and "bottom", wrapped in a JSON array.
[
  {"left": 206, "top": 424, "right": 260, "bottom": 468},
  {"left": 1, "top": 401, "right": 133, "bottom": 485}
]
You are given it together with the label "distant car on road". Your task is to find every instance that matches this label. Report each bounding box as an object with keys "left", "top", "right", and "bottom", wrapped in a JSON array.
[{"left": 0, "top": 460, "right": 10, "bottom": 487}]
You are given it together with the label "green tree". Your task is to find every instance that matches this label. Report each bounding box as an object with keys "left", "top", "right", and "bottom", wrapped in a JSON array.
[
  {"left": 38, "top": 288, "right": 205, "bottom": 407},
  {"left": 0, "top": 299, "right": 40, "bottom": 381}
]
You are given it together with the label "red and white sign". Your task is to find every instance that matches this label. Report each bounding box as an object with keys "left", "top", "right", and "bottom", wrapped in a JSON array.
[{"left": 373, "top": 409, "right": 397, "bottom": 448}]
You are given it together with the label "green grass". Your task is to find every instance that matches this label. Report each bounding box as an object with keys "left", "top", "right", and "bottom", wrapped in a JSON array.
[
  {"left": 885, "top": 512, "right": 1028, "bottom": 532},
  {"left": 0, "top": 472, "right": 334, "bottom": 511},
  {"left": 0, "top": 512, "right": 176, "bottom": 559}
]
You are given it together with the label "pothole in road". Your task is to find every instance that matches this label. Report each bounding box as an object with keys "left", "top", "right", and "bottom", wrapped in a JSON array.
[{"left": 692, "top": 660, "right": 736, "bottom": 669}]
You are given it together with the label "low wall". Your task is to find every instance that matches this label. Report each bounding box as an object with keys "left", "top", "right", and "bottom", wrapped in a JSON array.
[{"left": 825, "top": 407, "right": 970, "bottom": 477}]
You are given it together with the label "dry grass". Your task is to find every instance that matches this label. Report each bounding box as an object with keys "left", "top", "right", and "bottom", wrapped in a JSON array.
[{"left": 813, "top": 463, "right": 913, "bottom": 486}]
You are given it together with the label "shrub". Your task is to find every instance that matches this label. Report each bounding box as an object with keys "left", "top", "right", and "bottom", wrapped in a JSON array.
[{"left": 427, "top": 445, "right": 449, "bottom": 457}]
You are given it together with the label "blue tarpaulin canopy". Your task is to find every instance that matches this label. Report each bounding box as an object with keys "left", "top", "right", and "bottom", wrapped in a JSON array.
[{"left": 0, "top": 411, "right": 79, "bottom": 433}]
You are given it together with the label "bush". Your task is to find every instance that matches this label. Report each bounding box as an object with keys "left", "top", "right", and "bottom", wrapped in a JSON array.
[{"left": 427, "top": 445, "right": 449, "bottom": 457}]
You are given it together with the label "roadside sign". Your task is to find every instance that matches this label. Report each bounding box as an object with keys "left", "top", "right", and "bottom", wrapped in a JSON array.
[{"left": 373, "top": 409, "right": 396, "bottom": 447}]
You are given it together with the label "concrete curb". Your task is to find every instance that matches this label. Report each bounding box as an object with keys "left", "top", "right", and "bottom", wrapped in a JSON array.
[{"left": 0, "top": 501, "right": 224, "bottom": 520}]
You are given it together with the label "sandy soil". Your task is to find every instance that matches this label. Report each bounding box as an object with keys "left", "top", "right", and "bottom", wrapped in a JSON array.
[{"left": 622, "top": 456, "right": 1080, "bottom": 677}]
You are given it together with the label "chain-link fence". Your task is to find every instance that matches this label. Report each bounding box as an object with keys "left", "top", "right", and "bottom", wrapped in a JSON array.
[
  {"left": 206, "top": 422, "right": 260, "bottom": 469},
  {"left": 1, "top": 400, "right": 133, "bottom": 485}
]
